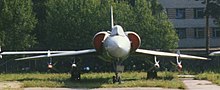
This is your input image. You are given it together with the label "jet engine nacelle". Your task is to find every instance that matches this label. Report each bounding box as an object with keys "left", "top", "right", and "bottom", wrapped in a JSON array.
[
  {"left": 125, "top": 31, "right": 141, "bottom": 52},
  {"left": 93, "top": 31, "right": 110, "bottom": 52}
]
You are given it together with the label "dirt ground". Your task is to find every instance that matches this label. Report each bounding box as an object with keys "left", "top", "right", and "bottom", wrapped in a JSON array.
[{"left": 0, "top": 81, "right": 23, "bottom": 89}]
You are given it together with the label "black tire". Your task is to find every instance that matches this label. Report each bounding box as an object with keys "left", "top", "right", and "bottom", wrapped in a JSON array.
[
  {"left": 112, "top": 76, "right": 116, "bottom": 83},
  {"left": 147, "top": 70, "right": 157, "bottom": 79},
  {"left": 118, "top": 76, "right": 121, "bottom": 84}
]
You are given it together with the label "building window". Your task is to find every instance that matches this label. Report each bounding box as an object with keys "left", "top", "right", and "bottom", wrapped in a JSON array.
[
  {"left": 194, "top": 8, "right": 204, "bottom": 19},
  {"left": 212, "top": 28, "right": 220, "bottom": 38},
  {"left": 176, "top": 8, "right": 185, "bottom": 19},
  {"left": 176, "top": 28, "right": 186, "bottom": 39},
  {"left": 194, "top": 28, "right": 204, "bottom": 38}
]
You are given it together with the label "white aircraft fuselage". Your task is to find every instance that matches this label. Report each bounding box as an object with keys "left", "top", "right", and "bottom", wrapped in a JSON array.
[
  {"left": 93, "top": 25, "right": 141, "bottom": 62},
  {"left": 103, "top": 25, "right": 131, "bottom": 60}
]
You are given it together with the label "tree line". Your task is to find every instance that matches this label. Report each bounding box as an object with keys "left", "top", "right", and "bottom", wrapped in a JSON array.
[{"left": 0, "top": 0, "right": 178, "bottom": 51}]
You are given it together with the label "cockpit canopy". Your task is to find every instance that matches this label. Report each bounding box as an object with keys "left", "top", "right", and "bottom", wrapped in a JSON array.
[{"left": 111, "top": 25, "right": 126, "bottom": 36}]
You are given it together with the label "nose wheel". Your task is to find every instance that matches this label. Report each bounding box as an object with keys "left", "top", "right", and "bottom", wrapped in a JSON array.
[{"left": 113, "top": 73, "right": 121, "bottom": 83}]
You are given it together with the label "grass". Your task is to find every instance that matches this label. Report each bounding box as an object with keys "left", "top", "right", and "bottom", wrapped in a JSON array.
[
  {"left": 195, "top": 72, "right": 220, "bottom": 85},
  {"left": 0, "top": 71, "right": 185, "bottom": 89}
]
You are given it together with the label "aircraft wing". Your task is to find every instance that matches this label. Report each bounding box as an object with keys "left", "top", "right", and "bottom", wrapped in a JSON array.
[
  {"left": 136, "top": 49, "right": 208, "bottom": 60},
  {"left": 15, "top": 49, "right": 96, "bottom": 60},
  {"left": 1, "top": 51, "right": 69, "bottom": 55},
  {"left": 209, "top": 51, "right": 220, "bottom": 56}
]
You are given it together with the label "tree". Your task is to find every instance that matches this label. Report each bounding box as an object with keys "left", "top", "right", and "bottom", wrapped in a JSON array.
[
  {"left": 131, "top": 0, "right": 178, "bottom": 50},
  {"left": 38, "top": 0, "right": 177, "bottom": 51},
  {"left": 0, "top": 0, "right": 37, "bottom": 50},
  {"left": 207, "top": 2, "right": 220, "bottom": 19},
  {"left": 31, "top": 0, "right": 47, "bottom": 49},
  {"left": 40, "top": 0, "right": 100, "bottom": 50},
  {"left": 202, "top": 0, "right": 220, "bottom": 25},
  {"left": 0, "top": 0, "right": 37, "bottom": 72}
]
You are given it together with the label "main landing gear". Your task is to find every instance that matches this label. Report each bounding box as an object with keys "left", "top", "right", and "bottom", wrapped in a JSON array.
[
  {"left": 70, "top": 58, "right": 81, "bottom": 81},
  {"left": 70, "top": 63, "right": 81, "bottom": 81},
  {"left": 147, "top": 56, "right": 159, "bottom": 79}
]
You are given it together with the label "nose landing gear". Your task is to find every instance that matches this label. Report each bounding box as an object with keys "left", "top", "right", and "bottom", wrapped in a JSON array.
[
  {"left": 112, "top": 61, "right": 124, "bottom": 84},
  {"left": 113, "top": 72, "right": 121, "bottom": 83}
]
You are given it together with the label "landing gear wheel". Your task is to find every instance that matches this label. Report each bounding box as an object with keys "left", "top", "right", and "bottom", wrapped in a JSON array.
[
  {"left": 118, "top": 76, "right": 121, "bottom": 84},
  {"left": 70, "top": 70, "right": 81, "bottom": 81},
  {"left": 112, "top": 75, "right": 121, "bottom": 83},
  {"left": 70, "top": 63, "right": 81, "bottom": 81},
  {"left": 113, "top": 76, "right": 116, "bottom": 83},
  {"left": 147, "top": 70, "right": 157, "bottom": 79}
]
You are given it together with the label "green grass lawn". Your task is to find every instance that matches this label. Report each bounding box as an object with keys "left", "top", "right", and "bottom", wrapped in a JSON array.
[
  {"left": 0, "top": 71, "right": 185, "bottom": 89},
  {"left": 195, "top": 72, "right": 220, "bottom": 85}
]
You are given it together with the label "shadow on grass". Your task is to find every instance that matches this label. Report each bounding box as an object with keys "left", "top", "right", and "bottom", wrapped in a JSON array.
[
  {"left": 16, "top": 78, "right": 43, "bottom": 82},
  {"left": 156, "top": 76, "right": 174, "bottom": 80},
  {"left": 64, "top": 77, "right": 113, "bottom": 88},
  {"left": 122, "top": 78, "right": 139, "bottom": 82},
  {"left": 15, "top": 77, "right": 112, "bottom": 88},
  {"left": 9, "top": 73, "right": 175, "bottom": 88},
  {"left": 140, "top": 76, "right": 174, "bottom": 81}
]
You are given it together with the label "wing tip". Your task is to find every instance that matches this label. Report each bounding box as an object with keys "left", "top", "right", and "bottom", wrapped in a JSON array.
[
  {"left": 15, "top": 58, "right": 25, "bottom": 61},
  {"left": 209, "top": 53, "right": 215, "bottom": 56}
]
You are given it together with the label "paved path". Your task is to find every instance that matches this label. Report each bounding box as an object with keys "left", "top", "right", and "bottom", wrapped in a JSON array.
[
  {"left": 181, "top": 77, "right": 220, "bottom": 90},
  {"left": 0, "top": 81, "right": 22, "bottom": 89},
  {"left": 24, "top": 87, "right": 179, "bottom": 90}
]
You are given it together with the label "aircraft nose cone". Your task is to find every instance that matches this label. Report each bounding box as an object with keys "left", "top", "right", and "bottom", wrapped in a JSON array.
[
  {"left": 115, "top": 41, "right": 123, "bottom": 49},
  {"left": 104, "top": 36, "right": 131, "bottom": 58},
  {"left": 112, "top": 41, "right": 129, "bottom": 57}
]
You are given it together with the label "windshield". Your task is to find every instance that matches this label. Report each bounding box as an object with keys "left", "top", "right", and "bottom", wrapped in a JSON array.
[{"left": 111, "top": 25, "right": 126, "bottom": 36}]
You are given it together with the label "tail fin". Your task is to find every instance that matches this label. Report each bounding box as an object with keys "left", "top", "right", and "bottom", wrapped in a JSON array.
[{"left": 111, "top": 6, "right": 114, "bottom": 29}]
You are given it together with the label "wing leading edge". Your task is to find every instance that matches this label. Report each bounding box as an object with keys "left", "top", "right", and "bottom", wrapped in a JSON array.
[
  {"left": 1, "top": 51, "right": 70, "bottom": 55},
  {"left": 0, "top": 50, "right": 71, "bottom": 58},
  {"left": 3, "top": 48, "right": 208, "bottom": 60},
  {"left": 15, "top": 49, "right": 96, "bottom": 60},
  {"left": 136, "top": 49, "right": 208, "bottom": 60},
  {"left": 209, "top": 51, "right": 220, "bottom": 56}
]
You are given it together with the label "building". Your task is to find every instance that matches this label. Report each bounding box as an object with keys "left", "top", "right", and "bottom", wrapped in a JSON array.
[{"left": 159, "top": 0, "right": 220, "bottom": 49}]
